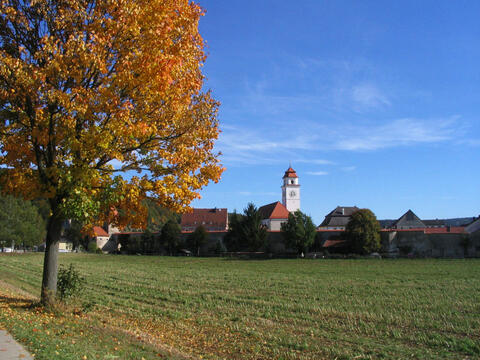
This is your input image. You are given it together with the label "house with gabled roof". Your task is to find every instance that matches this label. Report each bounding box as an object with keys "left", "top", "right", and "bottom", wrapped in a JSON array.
[
  {"left": 180, "top": 208, "right": 228, "bottom": 232},
  {"left": 317, "top": 206, "right": 360, "bottom": 230},
  {"left": 258, "top": 201, "right": 290, "bottom": 231},
  {"left": 390, "top": 209, "right": 425, "bottom": 229},
  {"left": 423, "top": 219, "right": 446, "bottom": 228},
  {"left": 257, "top": 166, "right": 301, "bottom": 231},
  {"left": 93, "top": 226, "right": 110, "bottom": 250},
  {"left": 466, "top": 217, "right": 480, "bottom": 234}
]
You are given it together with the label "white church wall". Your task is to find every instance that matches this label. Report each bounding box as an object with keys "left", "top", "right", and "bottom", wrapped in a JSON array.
[{"left": 270, "top": 219, "right": 286, "bottom": 231}]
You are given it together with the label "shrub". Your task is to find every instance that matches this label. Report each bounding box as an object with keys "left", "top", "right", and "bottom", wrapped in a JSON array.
[
  {"left": 57, "top": 264, "right": 84, "bottom": 300},
  {"left": 87, "top": 241, "right": 98, "bottom": 253}
]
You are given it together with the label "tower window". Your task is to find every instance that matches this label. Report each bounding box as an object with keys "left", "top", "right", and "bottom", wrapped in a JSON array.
[{"left": 291, "top": 180, "right": 294, "bottom": 184}]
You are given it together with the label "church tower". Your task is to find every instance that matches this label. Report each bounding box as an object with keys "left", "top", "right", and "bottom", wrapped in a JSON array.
[{"left": 281, "top": 166, "right": 300, "bottom": 212}]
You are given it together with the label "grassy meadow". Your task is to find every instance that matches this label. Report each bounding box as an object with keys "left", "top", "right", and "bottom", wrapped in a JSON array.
[{"left": 0, "top": 254, "right": 479, "bottom": 359}]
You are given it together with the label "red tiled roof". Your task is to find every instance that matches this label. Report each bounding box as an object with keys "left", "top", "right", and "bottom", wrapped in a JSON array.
[
  {"left": 380, "top": 228, "right": 425, "bottom": 232},
  {"left": 379, "top": 227, "right": 466, "bottom": 234},
  {"left": 323, "top": 239, "right": 346, "bottom": 248},
  {"left": 424, "top": 227, "right": 465, "bottom": 234},
  {"left": 181, "top": 208, "right": 228, "bottom": 231},
  {"left": 93, "top": 226, "right": 108, "bottom": 237},
  {"left": 181, "top": 230, "right": 228, "bottom": 234},
  {"left": 283, "top": 167, "right": 298, "bottom": 178},
  {"left": 258, "top": 202, "right": 290, "bottom": 220}
]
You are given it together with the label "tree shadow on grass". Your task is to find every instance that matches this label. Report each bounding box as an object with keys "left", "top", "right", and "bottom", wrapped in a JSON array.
[{"left": 0, "top": 294, "right": 38, "bottom": 310}]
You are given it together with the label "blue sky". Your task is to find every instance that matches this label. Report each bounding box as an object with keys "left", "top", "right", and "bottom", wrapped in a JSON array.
[{"left": 192, "top": 0, "right": 480, "bottom": 224}]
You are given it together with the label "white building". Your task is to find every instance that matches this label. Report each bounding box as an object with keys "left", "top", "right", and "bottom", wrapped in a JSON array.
[
  {"left": 281, "top": 166, "right": 300, "bottom": 212},
  {"left": 259, "top": 166, "right": 301, "bottom": 230},
  {"left": 259, "top": 201, "right": 290, "bottom": 231}
]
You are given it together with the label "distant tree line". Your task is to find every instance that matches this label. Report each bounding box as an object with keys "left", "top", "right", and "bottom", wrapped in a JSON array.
[
  {"left": 116, "top": 221, "right": 220, "bottom": 256},
  {"left": 0, "top": 194, "right": 47, "bottom": 250}
]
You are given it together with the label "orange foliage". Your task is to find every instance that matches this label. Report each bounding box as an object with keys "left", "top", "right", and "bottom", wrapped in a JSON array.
[{"left": 0, "top": 0, "right": 223, "bottom": 228}]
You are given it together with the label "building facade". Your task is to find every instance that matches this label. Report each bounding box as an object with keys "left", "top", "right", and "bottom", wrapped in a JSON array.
[
  {"left": 258, "top": 201, "right": 290, "bottom": 231},
  {"left": 318, "top": 206, "right": 360, "bottom": 230},
  {"left": 180, "top": 208, "right": 228, "bottom": 232},
  {"left": 281, "top": 167, "right": 300, "bottom": 213}
]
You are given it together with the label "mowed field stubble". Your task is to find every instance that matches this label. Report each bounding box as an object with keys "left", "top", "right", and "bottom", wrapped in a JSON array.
[{"left": 0, "top": 254, "right": 479, "bottom": 359}]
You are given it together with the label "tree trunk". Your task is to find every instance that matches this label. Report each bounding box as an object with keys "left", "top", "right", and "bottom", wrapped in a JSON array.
[{"left": 40, "top": 213, "right": 63, "bottom": 307}]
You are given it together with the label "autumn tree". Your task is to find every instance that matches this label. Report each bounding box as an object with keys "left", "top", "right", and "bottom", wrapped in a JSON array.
[
  {"left": 281, "top": 210, "right": 316, "bottom": 255},
  {"left": 345, "top": 209, "right": 381, "bottom": 255},
  {"left": 0, "top": 1, "right": 223, "bottom": 306}
]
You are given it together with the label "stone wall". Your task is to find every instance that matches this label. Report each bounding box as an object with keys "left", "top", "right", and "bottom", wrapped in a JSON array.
[
  {"left": 104, "top": 229, "right": 480, "bottom": 258},
  {"left": 381, "top": 231, "right": 480, "bottom": 258}
]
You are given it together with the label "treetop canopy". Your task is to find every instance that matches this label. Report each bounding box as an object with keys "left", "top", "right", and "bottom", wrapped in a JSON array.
[{"left": 0, "top": 0, "right": 223, "bottom": 229}]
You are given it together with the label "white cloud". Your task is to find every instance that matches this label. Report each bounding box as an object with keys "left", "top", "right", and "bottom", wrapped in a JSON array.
[
  {"left": 216, "top": 125, "right": 318, "bottom": 165},
  {"left": 334, "top": 117, "right": 460, "bottom": 151},
  {"left": 295, "top": 158, "right": 334, "bottom": 165},
  {"left": 352, "top": 83, "right": 391, "bottom": 110},
  {"left": 238, "top": 191, "right": 252, "bottom": 196},
  {"left": 239, "top": 191, "right": 277, "bottom": 196},
  {"left": 341, "top": 166, "right": 356, "bottom": 172},
  {"left": 457, "top": 138, "right": 480, "bottom": 147},
  {"left": 306, "top": 171, "right": 329, "bottom": 176},
  {"left": 217, "top": 114, "right": 466, "bottom": 166}
]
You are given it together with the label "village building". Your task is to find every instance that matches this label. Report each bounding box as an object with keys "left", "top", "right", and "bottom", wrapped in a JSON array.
[
  {"left": 317, "top": 206, "right": 360, "bottom": 230},
  {"left": 383, "top": 210, "right": 460, "bottom": 231},
  {"left": 258, "top": 201, "right": 290, "bottom": 231},
  {"left": 257, "top": 166, "right": 301, "bottom": 231},
  {"left": 389, "top": 209, "right": 425, "bottom": 229},
  {"left": 180, "top": 208, "right": 228, "bottom": 232},
  {"left": 93, "top": 226, "right": 110, "bottom": 250},
  {"left": 466, "top": 217, "right": 480, "bottom": 234},
  {"left": 422, "top": 219, "right": 446, "bottom": 228},
  {"left": 281, "top": 167, "right": 300, "bottom": 212}
]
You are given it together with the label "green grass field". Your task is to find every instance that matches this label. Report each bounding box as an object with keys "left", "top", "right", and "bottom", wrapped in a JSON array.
[{"left": 0, "top": 254, "right": 479, "bottom": 359}]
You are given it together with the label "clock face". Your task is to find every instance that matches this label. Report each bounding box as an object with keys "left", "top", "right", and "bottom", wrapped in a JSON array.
[{"left": 290, "top": 190, "right": 296, "bottom": 197}]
